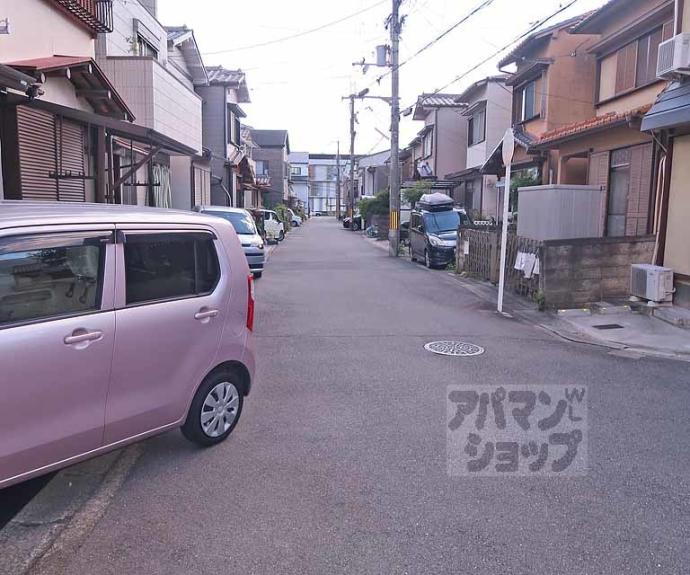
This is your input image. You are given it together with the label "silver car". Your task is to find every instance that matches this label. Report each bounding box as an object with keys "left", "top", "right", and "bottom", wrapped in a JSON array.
[{"left": 196, "top": 206, "right": 266, "bottom": 278}]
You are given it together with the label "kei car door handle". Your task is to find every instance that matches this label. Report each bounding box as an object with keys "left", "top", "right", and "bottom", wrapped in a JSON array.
[
  {"left": 194, "top": 308, "right": 219, "bottom": 321},
  {"left": 64, "top": 329, "right": 103, "bottom": 346}
]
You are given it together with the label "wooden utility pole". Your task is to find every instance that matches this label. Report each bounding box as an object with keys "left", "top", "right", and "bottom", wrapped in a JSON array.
[
  {"left": 336, "top": 140, "right": 341, "bottom": 219},
  {"left": 389, "top": 0, "right": 401, "bottom": 255}
]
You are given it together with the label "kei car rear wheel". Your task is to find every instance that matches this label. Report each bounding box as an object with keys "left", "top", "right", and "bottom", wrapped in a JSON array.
[{"left": 182, "top": 372, "right": 244, "bottom": 447}]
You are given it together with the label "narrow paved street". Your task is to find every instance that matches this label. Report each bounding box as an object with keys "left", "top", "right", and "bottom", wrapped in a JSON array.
[{"left": 45, "top": 219, "right": 689, "bottom": 574}]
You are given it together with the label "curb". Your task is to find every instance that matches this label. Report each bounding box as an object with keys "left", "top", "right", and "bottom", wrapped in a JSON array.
[{"left": 0, "top": 445, "right": 142, "bottom": 575}]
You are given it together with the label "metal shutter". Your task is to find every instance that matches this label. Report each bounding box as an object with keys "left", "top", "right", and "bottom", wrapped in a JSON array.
[
  {"left": 626, "top": 143, "right": 653, "bottom": 236},
  {"left": 56, "top": 118, "right": 86, "bottom": 202},
  {"left": 17, "top": 107, "right": 58, "bottom": 201},
  {"left": 588, "top": 151, "right": 610, "bottom": 237}
]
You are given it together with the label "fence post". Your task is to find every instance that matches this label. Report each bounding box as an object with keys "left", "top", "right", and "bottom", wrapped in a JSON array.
[{"left": 489, "top": 231, "right": 500, "bottom": 284}]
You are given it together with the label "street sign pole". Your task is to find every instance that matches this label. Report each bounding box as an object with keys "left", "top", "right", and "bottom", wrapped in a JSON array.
[{"left": 497, "top": 128, "right": 515, "bottom": 314}]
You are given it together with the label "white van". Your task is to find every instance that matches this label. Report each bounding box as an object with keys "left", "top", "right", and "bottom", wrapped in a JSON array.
[{"left": 258, "top": 209, "right": 285, "bottom": 243}]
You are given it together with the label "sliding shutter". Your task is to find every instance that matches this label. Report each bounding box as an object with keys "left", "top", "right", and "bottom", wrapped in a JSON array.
[
  {"left": 626, "top": 143, "right": 653, "bottom": 236},
  {"left": 17, "top": 107, "right": 57, "bottom": 201},
  {"left": 56, "top": 118, "right": 86, "bottom": 202},
  {"left": 588, "top": 151, "right": 610, "bottom": 236},
  {"left": 615, "top": 43, "right": 637, "bottom": 94}
]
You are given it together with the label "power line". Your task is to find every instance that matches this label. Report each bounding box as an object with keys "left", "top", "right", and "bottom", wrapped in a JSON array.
[
  {"left": 372, "top": 0, "right": 497, "bottom": 86},
  {"left": 202, "top": 0, "right": 388, "bottom": 55},
  {"left": 401, "top": 0, "right": 582, "bottom": 111}
]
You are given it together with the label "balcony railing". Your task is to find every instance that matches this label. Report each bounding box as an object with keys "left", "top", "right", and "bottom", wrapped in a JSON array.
[{"left": 53, "top": 0, "right": 113, "bottom": 33}]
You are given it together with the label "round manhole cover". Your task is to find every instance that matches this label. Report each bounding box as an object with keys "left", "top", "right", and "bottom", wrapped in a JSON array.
[{"left": 424, "top": 341, "right": 485, "bottom": 357}]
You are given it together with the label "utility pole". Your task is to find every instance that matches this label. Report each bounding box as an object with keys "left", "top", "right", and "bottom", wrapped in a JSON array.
[
  {"left": 388, "top": 0, "right": 401, "bottom": 256},
  {"left": 349, "top": 94, "right": 356, "bottom": 227},
  {"left": 336, "top": 140, "right": 341, "bottom": 219}
]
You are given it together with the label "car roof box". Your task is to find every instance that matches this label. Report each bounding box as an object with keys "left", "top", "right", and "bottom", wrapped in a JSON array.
[{"left": 417, "top": 192, "right": 454, "bottom": 212}]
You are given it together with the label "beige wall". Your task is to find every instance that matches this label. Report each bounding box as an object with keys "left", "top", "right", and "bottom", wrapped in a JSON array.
[
  {"left": 684, "top": 0, "right": 690, "bottom": 32},
  {"left": 435, "top": 108, "right": 467, "bottom": 178},
  {"left": 665, "top": 135, "right": 690, "bottom": 275},
  {"left": 0, "top": 0, "right": 95, "bottom": 62},
  {"left": 597, "top": 83, "right": 667, "bottom": 115}
]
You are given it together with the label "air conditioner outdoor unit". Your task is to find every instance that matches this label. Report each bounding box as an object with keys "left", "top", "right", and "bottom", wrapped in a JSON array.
[
  {"left": 657, "top": 34, "right": 690, "bottom": 79},
  {"left": 630, "top": 264, "right": 674, "bottom": 303}
]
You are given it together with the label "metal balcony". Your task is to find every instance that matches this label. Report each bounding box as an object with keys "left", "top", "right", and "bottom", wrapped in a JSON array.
[{"left": 53, "top": 0, "right": 113, "bottom": 33}]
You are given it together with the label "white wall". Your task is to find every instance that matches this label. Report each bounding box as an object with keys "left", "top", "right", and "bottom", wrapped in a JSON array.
[
  {"left": 0, "top": 0, "right": 95, "bottom": 61},
  {"left": 102, "top": 0, "right": 167, "bottom": 61}
]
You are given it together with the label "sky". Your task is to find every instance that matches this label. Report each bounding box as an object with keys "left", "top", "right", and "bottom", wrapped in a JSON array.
[{"left": 159, "top": 0, "right": 608, "bottom": 156}]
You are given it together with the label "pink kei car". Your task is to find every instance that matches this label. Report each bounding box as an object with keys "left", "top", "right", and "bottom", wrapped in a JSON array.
[{"left": 0, "top": 202, "right": 256, "bottom": 489}]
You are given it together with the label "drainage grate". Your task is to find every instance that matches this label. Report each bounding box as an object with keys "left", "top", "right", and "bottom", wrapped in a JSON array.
[
  {"left": 592, "top": 323, "right": 624, "bottom": 330},
  {"left": 424, "top": 341, "right": 485, "bottom": 357}
]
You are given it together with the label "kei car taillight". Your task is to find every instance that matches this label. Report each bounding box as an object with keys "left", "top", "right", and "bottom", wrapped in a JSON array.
[{"left": 246, "top": 275, "right": 255, "bottom": 331}]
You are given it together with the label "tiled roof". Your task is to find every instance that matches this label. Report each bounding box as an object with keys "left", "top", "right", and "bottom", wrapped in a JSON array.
[
  {"left": 251, "top": 129, "right": 290, "bottom": 151},
  {"left": 570, "top": 0, "right": 620, "bottom": 33},
  {"left": 536, "top": 105, "right": 652, "bottom": 147},
  {"left": 166, "top": 26, "right": 192, "bottom": 43},
  {"left": 207, "top": 65, "right": 245, "bottom": 85},
  {"left": 417, "top": 93, "right": 464, "bottom": 107},
  {"left": 498, "top": 13, "right": 592, "bottom": 68}
]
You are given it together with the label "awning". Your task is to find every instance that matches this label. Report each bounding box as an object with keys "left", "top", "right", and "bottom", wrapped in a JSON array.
[
  {"left": 0, "top": 63, "right": 37, "bottom": 94},
  {"left": 641, "top": 82, "right": 690, "bottom": 132},
  {"left": 446, "top": 166, "right": 481, "bottom": 181},
  {"left": 4, "top": 56, "right": 134, "bottom": 121},
  {"left": 1, "top": 91, "right": 196, "bottom": 156}
]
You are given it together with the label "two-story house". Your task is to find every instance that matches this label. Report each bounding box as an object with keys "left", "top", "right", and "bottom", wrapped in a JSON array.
[
  {"left": 250, "top": 129, "right": 290, "bottom": 208},
  {"left": 0, "top": 0, "right": 179, "bottom": 205},
  {"left": 482, "top": 15, "right": 599, "bottom": 193},
  {"left": 408, "top": 93, "right": 467, "bottom": 188},
  {"left": 534, "top": 0, "right": 673, "bottom": 238},
  {"left": 196, "top": 65, "right": 251, "bottom": 207},
  {"left": 289, "top": 152, "right": 310, "bottom": 212},
  {"left": 357, "top": 150, "right": 389, "bottom": 198},
  {"left": 641, "top": 0, "right": 690, "bottom": 307},
  {"left": 95, "top": 0, "right": 208, "bottom": 209},
  {"left": 446, "top": 76, "right": 512, "bottom": 219}
]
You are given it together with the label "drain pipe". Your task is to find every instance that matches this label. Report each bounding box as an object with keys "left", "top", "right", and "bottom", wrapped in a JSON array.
[{"left": 211, "top": 174, "right": 233, "bottom": 206}]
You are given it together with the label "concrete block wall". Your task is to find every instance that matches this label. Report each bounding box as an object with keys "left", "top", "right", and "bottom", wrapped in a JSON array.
[{"left": 541, "top": 236, "right": 656, "bottom": 308}]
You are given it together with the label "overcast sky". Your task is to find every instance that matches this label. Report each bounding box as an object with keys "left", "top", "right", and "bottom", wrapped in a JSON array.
[{"left": 159, "top": 0, "right": 608, "bottom": 155}]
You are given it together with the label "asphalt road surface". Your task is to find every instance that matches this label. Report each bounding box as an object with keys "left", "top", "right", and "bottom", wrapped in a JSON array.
[{"left": 44, "top": 218, "right": 690, "bottom": 574}]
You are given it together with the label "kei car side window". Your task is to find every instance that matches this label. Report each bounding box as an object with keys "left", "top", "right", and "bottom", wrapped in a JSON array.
[
  {"left": 0, "top": 232, "right": 109, "bottom": 327},
  {"left": 124, "top": 233, "right": 220, "bottom": 305}
]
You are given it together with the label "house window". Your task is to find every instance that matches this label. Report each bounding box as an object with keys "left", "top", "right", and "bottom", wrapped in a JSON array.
[
  {"left": 136, "top": 35, "right": 158, "bottom": 58},
  {"left": 468, "top": 108, "right": 486, "bottom": 146},
  {"left": 256, "top": 160, "right": 269, "bottom": 175},
  {"left": 513, "top": 79, "right": 539, "bottom": 123},
  {"left": 291, "top": 166, "right": 301, "bottom": 176},
  {"left": 614, "top": 21, "right": 673, "bottom": 95},
  {"left": 423, "top": 130, "right": 433, "bottom": 157}
]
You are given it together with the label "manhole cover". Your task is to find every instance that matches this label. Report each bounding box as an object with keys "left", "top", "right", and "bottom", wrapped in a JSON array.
[
  {"left": 424, "top": 341, "right": 485, "bottom": 357},
  {"left": 592, "top": 323, "right": 624, "bottom": 330}
]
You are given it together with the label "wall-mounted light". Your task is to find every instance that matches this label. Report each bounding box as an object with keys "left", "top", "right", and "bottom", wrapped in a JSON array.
[{"left": 0, "top": 18, "right": 10, "bottom": 34}]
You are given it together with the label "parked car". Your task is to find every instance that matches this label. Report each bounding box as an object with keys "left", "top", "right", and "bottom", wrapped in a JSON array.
[
  {"left": 0, "top": 201, "right": 256, "bottom": 489},
  {"left": 288, "top": 209, "right": 303, "bottom": 227},
  {"left": 195, "top": 206, "right": 266, "bottom": 279},
  {"left": 409, "top": 193, "right": 473, "bottom": 268},
  {"left": 257, "top": 209, "right": 285, "bottom": 243},
  {"left": 343, "top": 214, "right": 362, "bottom": 231}
]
